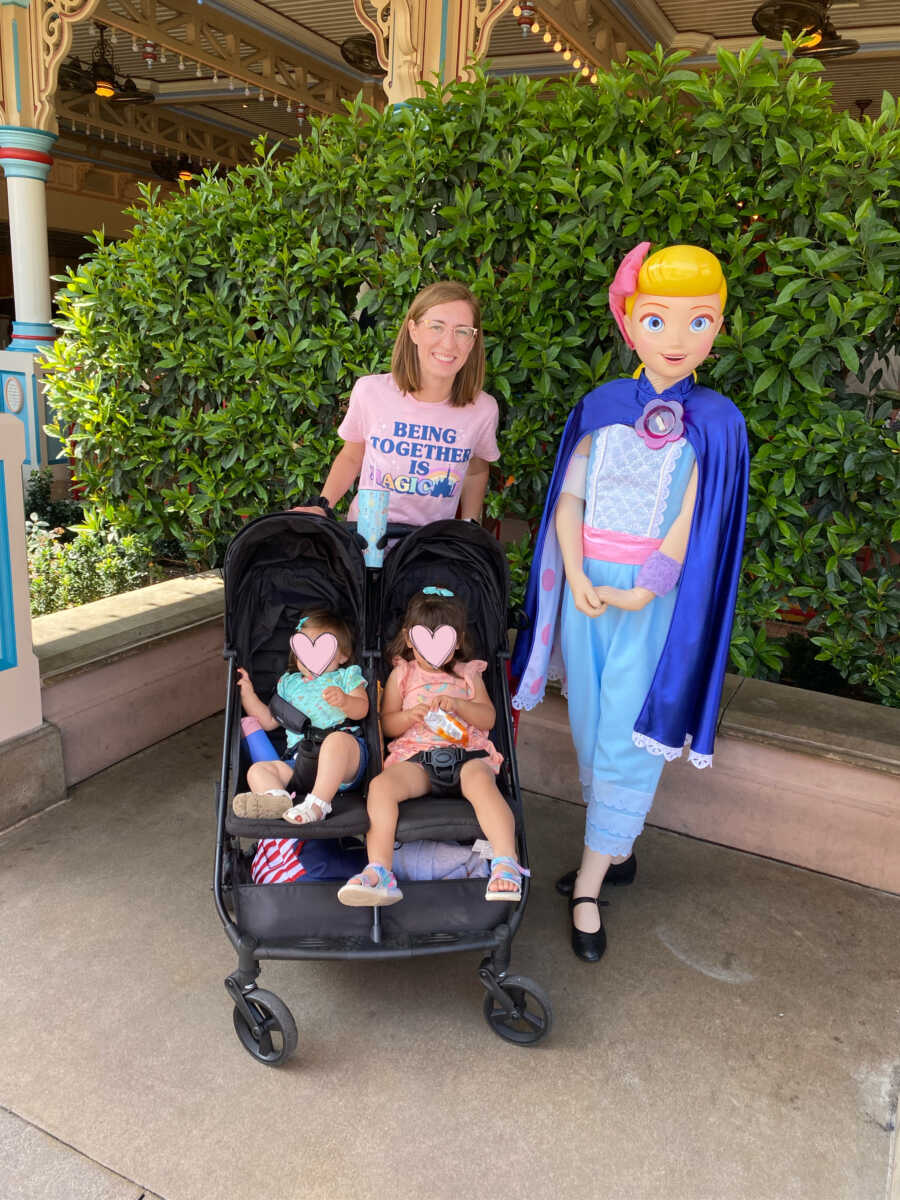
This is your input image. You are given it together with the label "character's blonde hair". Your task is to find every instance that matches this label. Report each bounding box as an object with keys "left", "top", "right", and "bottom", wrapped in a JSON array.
[
  {"left": 624, "top": 245, "right": 727, "bottom": 316},
  {"left": 391, "top": 281, "right": 485, "bottom": 408}
]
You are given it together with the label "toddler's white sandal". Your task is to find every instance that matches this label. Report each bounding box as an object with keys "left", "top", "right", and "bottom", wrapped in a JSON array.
[{"left": 282, "top": 793, "right": 332, "bottom": 825}]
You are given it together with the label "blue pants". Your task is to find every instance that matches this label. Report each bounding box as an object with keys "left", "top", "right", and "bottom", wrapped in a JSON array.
[{"left": 561, "top": 558, "right": 678, "bottom": 857}]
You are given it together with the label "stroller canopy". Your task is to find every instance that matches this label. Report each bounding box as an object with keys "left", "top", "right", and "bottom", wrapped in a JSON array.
[
  {"left": 223, "top": 513, "right": 367, "bottom": 701},
  {"left": 379, "top": 521, "right": 509, "bottom": 662}
]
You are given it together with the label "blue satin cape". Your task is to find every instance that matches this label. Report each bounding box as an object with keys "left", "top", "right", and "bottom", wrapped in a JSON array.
[{"left": 511, "top": 372, "right": 749, "bottom": 762}]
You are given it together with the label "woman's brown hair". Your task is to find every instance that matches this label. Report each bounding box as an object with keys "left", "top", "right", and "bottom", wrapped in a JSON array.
[
  {"left": 390, "top": 281, "right": 485, "bottom": 408},
  {"left": 387, "top": 591, "right": 474, "bottom": 671},
  {"left": 286, "top": 609, "right": 355, "bottom": 673}
]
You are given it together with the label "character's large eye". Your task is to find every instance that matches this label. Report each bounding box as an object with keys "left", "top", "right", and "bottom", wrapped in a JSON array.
[
  {"left": 690, "top": 315, "right": 712, "bottom": 332},
  {"left": 640, "top": 314, "right": 665, "bottom": 333}
]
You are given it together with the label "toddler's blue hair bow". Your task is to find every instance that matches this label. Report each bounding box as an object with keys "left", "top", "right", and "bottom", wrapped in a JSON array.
[{"left": 423, "top": 586, "right": 454, "bottom": 597}]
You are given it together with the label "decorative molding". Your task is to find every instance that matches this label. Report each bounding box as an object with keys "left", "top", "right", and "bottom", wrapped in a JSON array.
[
  {"left": 353, "top": 1, "right": 390, "bottom": 73},
  {"left": 471, "top": 1, "right": 518, "bottom": 71},
  {"left": 32, "top": 0, "right": 102, "bottom": 130},
  {"left": 93, "top": 0, "right": 360, "bottom": 113},
  {"left": 46, "top": 153, "right": 168, "bottom": 200},
  {"left": 537, "top": 0, "right": 634, "bottom": 65},
  {"left": 354, "top": 0, "right": 518, "bottom": 103},
  {"left": 55, "top": 92, "right": 256, "bottom": 163}
]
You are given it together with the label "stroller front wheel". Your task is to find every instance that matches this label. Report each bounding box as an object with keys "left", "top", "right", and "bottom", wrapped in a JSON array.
[
  {"left": 482, "top": 974, "right": 552, "bottom": 1046},
  {"left": 232, "top": 988, "right": 298, "bottom": 1066}
]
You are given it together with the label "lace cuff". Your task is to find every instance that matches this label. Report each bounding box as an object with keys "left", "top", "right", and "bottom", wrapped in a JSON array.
[{"left": 635, "top": 550, "right": 681, "bottom": 596}]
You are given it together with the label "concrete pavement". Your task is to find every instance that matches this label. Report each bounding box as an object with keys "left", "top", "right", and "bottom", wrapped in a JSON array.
[{"left": 1, "top": 715, "right": 898, "bottom": 1200}]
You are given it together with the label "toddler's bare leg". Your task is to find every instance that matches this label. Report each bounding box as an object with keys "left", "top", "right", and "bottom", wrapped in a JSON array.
[
  {"left": 246, "top": 760, "right": 294, "bottom": 794},
  {"left": 311, "top": 731, "right": 362, "bottom": 803},
  {"left": 366, "top": 762, "right": 430, "bottom": 869},
  {"left": 459, "top": 760, "right": 518, "bottom": 892}
]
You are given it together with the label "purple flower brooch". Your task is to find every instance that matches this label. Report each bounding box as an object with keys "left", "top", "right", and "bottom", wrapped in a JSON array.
[{"left": 634, "top": 398, "right": 684, "bottom": 449}]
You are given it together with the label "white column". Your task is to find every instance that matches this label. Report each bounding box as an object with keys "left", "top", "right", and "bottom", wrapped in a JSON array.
[
  {"left": 7, "top": 173, "right": 52, "bottom": 325},
  {"left": 0, "top": 127, "right": 57, "bottom": 352}
]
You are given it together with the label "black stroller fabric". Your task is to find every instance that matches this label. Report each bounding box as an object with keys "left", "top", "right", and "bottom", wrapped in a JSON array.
[
  {"left": 220, "top": 514, "right": 522, "bottom": 943},
  {"left": 223, "top": 512, "right": 367, "bottom": 703}
]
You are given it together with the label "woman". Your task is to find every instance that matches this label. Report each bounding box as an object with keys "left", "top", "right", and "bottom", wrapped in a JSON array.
[
  {"left": 304, "top": 281, "right": 499, "bottom": 524},
  {"left": 511, "top": 244, "right": 749, "bottom": 962}
]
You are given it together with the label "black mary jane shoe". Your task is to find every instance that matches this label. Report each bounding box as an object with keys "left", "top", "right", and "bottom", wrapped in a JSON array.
[
  {"left": 570, "top": 896, "right": 609, "bottom": 962},
  {"left": 555, "top": 854, "right": 636, "bottom": 897}
]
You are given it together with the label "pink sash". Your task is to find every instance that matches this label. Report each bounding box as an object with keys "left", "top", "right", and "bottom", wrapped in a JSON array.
[{"left": 582, "top": 526, "right": 661, "bottom": 565}]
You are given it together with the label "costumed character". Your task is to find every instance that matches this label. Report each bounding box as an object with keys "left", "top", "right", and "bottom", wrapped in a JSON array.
[{"left": 511, "top": 244, "right": 749, "bottom": 962}]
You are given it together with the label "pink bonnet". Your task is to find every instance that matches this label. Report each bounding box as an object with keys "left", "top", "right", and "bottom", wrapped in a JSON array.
[{"left": 608, "top": 241, "right": 651, "bottom": 348}]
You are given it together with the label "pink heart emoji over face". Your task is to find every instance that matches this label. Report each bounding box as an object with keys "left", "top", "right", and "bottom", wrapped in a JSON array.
[
  {"left": 290, "top": 631, "right": 338, "bottom": 677},
  {"left": 409, "top": 624, "right": 457, "bottom": 669}
]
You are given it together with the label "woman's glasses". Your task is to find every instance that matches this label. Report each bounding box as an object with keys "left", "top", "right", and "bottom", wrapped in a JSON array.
[{"left": 416, "top": 319, "right": 479, "bottom": 343}]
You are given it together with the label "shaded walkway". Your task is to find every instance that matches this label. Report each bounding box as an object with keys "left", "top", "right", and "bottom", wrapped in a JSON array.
[{"left": 1, "top": 716, "right": 898, "bottom": 1200}]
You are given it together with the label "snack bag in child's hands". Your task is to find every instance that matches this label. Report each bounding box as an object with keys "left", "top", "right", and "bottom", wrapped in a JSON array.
[{"left": 424, "top": 708, "right": 469, "bottom": 746}]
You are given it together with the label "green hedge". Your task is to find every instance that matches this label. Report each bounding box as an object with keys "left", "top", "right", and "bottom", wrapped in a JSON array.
[
  {"left": 27, "top": 519, "right": 152, "bottom": 616},
  {"left": 43, "top": 43, "right": 900, "bottom": 702}
]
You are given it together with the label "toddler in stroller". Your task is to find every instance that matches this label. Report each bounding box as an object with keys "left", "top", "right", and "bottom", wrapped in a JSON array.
[
  {"left": 337, "top": 587, "right": 527, "bottom": 906},
  {"left": 233, "top": 608, "right": 368, "bottom": 825}
]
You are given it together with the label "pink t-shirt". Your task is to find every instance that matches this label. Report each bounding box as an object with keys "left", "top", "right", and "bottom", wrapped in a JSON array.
[{"left": 338, "top": 373, "right": 500, "bottom": 526}]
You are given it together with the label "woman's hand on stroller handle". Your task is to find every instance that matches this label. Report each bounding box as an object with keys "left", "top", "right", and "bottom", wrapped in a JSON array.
[{"left": 289, "top": 496, "right": 337, "bottom": 519}]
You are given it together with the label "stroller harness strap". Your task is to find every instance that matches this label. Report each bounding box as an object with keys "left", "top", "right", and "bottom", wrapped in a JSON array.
[{"left": 411, "top": 746, "right": 489, "bottom": 798}]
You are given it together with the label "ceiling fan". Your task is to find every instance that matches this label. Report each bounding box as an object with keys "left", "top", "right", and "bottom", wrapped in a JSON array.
[
  {"left": 751, "top": 0, "right": 859, "bottom": 59},
  {"left": 340, "top": 34, "right": 386, "bottom": 76},
  {"left": 59, "top": 23, "right": 156, "bottom": 103}
]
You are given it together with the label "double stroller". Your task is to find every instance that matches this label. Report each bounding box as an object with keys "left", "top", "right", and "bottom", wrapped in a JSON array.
[{"left": 213, "top": 512, "right": 551, "bottom": 1065}]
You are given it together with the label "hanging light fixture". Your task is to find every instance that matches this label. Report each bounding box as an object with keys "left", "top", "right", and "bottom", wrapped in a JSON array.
[
  {"left": 142, "top": 40, "right": 157, "bottom": 69},
  {"left": 512, "top": 4, "right": 537, "bottom": 35},
  {"left": 91, "top": 25, "right": 117, "bottom": 98}
]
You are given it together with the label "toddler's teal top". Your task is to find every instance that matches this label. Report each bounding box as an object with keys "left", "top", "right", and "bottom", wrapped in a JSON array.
[{"left": 276, "top": 665, "right": 366, "bottom": 750}]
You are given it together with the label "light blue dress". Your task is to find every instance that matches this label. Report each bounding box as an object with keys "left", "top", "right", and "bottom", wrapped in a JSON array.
[{"left": 560, "top": 424, "right": 696, "bottom": 857}]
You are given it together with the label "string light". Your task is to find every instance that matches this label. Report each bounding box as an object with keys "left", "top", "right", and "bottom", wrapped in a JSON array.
[{"left": 517, "top": 9, "right": 604, "bottom": 82}]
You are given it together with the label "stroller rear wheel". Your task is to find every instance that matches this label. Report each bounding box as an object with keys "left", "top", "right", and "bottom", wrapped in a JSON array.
[
  {"left": 481, "top": 974, "right": 552, "bottom": 1046},
  {"left": 232, "top": 988, "right": 298, "bottom": 1066}
]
